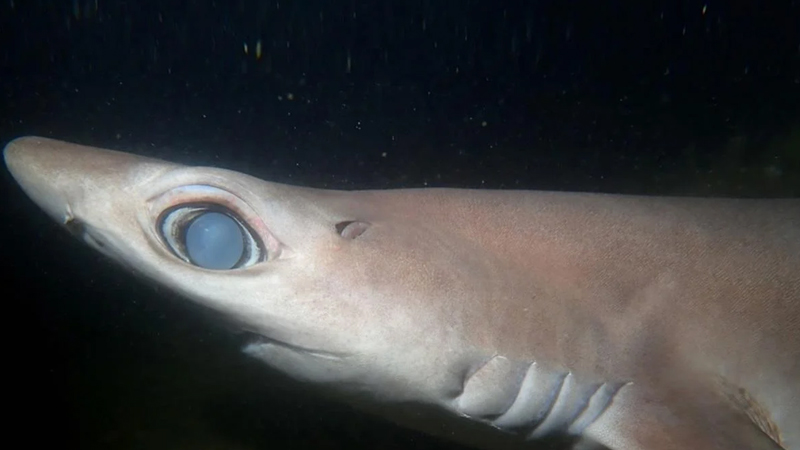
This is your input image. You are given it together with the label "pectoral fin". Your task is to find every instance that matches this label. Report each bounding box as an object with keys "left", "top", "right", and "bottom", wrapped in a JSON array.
[{"left": 588, "top": 379, "right": 785, "bottom": 450}]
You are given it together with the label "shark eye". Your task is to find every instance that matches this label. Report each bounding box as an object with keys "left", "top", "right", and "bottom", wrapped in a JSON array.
[{"left": 158, "top": 205, "right": 263, "bottom": 270}]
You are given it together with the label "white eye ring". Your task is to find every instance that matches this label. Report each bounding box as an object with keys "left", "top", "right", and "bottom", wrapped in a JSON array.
[{"left": 159, "top": 204, "right": 263, "bottom": 269}]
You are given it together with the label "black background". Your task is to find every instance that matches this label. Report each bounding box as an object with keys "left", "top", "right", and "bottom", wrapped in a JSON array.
[{"left": 1, "top": 1, "right": 798, "bottom": 449}]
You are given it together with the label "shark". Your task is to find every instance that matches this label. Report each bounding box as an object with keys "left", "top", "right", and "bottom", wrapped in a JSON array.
[{"left": 4, "top": 136, "right": 798, "bottom": 450}]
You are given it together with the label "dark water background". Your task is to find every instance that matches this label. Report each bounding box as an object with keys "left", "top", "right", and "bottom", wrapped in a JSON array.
[{"left": 1, "top": 1, "right": 798, "bottom": 449}]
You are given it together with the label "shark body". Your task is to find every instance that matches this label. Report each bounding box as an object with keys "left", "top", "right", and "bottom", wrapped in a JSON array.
[{"left": 4, "top": 136, "right": 799, "bottom": 449}]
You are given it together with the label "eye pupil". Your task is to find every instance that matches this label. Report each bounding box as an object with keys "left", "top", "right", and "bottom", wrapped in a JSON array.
[{"left": 185, "top": 212, "right": 245, "bottom": 270}]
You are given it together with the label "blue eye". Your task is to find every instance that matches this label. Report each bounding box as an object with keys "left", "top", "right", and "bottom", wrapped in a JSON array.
[
  {"left": 185, "top": 212, "right": 244, "bottom": 270},
  {"left": 159, "top": 205, "right": 263, "bottom": 270}
]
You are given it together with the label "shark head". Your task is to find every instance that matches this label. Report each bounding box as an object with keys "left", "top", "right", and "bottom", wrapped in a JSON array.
[
  {"left": 8, "top": 137, "right": 798, "bottom": 450},
  {"left": 4, "top": 136, "right": 489, "bottom": 407}
]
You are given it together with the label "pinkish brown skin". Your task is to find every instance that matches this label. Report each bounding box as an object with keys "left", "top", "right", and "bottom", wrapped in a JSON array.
[{"left": 5, "top": 136, "right": 799, "bottom": 450}]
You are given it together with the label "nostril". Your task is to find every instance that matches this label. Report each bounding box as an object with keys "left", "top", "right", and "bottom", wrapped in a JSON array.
[
  {"left": 62, "top": 203, "right": 74, "bottom": 225},
  {"left": 64, "top": 216, "right": 85, "bottom": 237},
  {"left": 64, "top": 217, "right": 107, "bottom": 249},
  {"left": 335, "top": 220, "right": 370, "bottom": 239}
]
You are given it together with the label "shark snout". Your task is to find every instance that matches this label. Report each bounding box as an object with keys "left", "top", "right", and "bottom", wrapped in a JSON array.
[
  {"left": 4, "top": 136, "right": 188, "bottom": 267},
  {"left": 4, "top": 136, "right": 177, "bottom": 225},
  {"left": 4, "top": 136, "right": 77, "bottom": 224}
]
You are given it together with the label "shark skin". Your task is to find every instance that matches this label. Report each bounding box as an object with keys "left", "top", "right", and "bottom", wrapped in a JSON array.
[{"left": 4, "top": 136, "right": 799, "bottom": 450}]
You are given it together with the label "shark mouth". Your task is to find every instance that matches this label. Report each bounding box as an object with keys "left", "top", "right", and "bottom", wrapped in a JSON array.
[{"left": 239, "top": 331, "right": 349, "bottom": 361}]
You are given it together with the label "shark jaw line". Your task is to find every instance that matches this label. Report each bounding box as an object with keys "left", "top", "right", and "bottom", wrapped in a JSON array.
[{"left": 241, "top": 330, "right": 351, "bottom": 362}]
